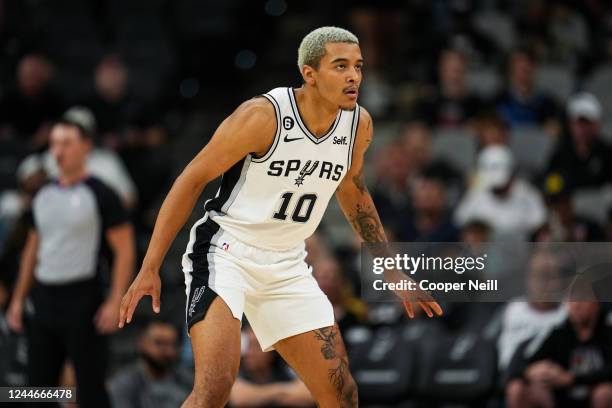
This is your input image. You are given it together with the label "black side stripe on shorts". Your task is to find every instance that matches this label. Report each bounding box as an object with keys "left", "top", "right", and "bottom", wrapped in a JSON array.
[{"left": 186, "top": 217, "right": 221, "bottom": 332}]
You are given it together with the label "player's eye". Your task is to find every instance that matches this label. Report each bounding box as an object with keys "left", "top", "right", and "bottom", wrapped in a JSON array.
[{"left": 336, "top": 64, "right": 345, "bottom": 70}]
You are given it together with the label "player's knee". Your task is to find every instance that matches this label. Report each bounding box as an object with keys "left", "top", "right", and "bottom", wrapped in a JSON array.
[
  {"left": 591, "top": 383, "right": 612, "bottom": 408},
  {"left": 342, "top": 374, "right": 358, "bottom": 408},
  {"left": 191, "top": 372, "right": 235, "bottom": 407}
]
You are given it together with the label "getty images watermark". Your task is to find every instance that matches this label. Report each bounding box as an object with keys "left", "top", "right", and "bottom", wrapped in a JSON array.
[
  {"left": 360, "top": 242, "right": 612, "bottom": 303},
  {"left": 371, "top": 252, "right": 496, "bottom": 293}
]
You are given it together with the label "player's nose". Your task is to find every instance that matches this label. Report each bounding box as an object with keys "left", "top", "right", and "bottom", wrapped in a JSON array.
[{"left": 346, "top": 68, "right": 360, "bottom": 83}]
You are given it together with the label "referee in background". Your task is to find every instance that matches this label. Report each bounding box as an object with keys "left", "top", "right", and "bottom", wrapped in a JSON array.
[{"left": 5, "top": 115, "right": 135, "bottom": 407}]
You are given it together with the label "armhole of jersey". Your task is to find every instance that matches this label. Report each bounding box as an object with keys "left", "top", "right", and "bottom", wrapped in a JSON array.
[
  {"left": 347, "top": 104, "right": 360, "bottom": 170},
  {"left": 251, "top": 94, "right": 281, "bottom": 163}
]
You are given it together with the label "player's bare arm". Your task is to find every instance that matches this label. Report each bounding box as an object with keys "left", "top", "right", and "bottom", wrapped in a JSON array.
[
  {"left": 118, "top": 97, "right": 276, "bottom": 327},
  {"left": 335, "top": 107, "right": 443, "bottom": 318}
]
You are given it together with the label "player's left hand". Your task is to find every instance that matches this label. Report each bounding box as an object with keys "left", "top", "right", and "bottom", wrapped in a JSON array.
[
  {"left": 384, "top": 269, "right": 443, "bottom": 318},
  {"left": 94, "top": 297, "right": 121, "bottom": 334}
]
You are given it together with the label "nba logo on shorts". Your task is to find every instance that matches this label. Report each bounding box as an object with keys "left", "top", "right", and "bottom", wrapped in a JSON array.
[
  {"left": 189, "top": 286, "right": 206, "bottom": 317},
  {"left": 222, "top": 242, "right": 230, "bottom": 251}
]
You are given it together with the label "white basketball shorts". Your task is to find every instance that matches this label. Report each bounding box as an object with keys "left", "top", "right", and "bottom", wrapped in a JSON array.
[{"left": 183, "top": 216, "right": 334, "bottom": 351}]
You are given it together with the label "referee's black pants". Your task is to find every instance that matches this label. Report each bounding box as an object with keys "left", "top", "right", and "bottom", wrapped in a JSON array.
[{"left": 26, "top": 278, "right": 110, "bottom": 408}]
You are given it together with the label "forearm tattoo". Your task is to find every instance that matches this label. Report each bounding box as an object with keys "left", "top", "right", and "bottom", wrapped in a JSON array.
[
  {"left": 349, "top": 204, "right": 385, "bottom": 244},
  {"left": 313, "top": 327, "right": 357, "bottom": 407},
  {"left": 352, "top": 167, "right": 366, "bottom": 195}
]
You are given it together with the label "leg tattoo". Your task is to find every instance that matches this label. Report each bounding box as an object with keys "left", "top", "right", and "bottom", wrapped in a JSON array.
[{"left": 313, "top": 327, "right": 357, "bottom": 407}]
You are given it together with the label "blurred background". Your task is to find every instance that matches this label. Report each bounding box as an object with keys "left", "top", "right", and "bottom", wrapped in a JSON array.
[{"left": 1, "top": 0, "right": 612, "bottom": 407}]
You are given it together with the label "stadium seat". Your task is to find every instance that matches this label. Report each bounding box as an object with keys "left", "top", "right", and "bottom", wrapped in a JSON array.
[
  {"left": 466, "top": 67, "right": 502, "bottom": 99},
  {"left": 472, "top": 12, "right": 516, "bottom": 52},
  {"left": 431, "top": 128, "right": 477, "bottom": 176},
  {"left": 535, "top": 65, "right": 575, "bottom": 103},
  {"left": 585, "top": 64, "right": 612, "bottom": 118},
  {"left": 414, "top": 329, "right": 498, "bottom": 405},
  {"left": 350, "top": 325, "right": 417, "bottom": 405},
  {"left": 509, "top": 126, "right": 556, "bottom": 179},
  {"left": 572, "top": 187, "right": 611, "bottom": 225}
]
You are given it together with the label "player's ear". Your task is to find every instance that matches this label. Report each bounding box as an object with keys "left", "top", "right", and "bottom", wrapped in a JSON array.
[{"left": 301, "top": 64, "right": 316, "bottom": 86}]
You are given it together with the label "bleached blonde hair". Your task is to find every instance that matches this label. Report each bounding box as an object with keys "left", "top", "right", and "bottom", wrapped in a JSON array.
[{"left": 297, "top": 26, "right": 359, "bottom": 70}]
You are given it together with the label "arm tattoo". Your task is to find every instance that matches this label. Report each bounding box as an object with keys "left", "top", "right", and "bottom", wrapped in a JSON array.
[
  {"left": 351, "top": 167, "right": 366, "bottom": 194},
  {"left": 350, "top": 204, "right": 385, "bottom": 243}
]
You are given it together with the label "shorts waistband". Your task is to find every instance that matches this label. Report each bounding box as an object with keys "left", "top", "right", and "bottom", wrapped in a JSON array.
[{"left": 206, "top": 214, "right": 306, "bottom": 255}]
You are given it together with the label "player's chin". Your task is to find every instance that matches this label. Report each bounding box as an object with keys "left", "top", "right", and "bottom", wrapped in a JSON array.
[{"left": 339, "top": 98, "right": 358, "bottom": 111}]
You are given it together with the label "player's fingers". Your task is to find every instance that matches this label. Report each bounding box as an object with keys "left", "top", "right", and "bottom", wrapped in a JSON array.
[
  {"left": 118, "top": 291, "right": 131, "bottom": 328},
  {"left": 152, "top": 288, "right": 161, "bottom": 314},
  {"left": 430, "top": 301, "right": 443, "bottom": 316},
  {"left": 403, "top": 300, "right": 414, "bottom": 319},
  {"left": 418, "top": 301, "right": 433, "bottom": 317},
  {"left": 126, "top": 290, "right": 143, "bottom": 324}
]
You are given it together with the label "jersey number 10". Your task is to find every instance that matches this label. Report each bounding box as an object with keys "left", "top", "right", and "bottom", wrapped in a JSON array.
[{"left": 272, "top": 192, "right": 318, "bottom": 223}]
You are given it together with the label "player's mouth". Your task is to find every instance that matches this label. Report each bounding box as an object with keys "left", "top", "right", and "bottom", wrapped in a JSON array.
[{"left": 343, "top": 86, "right": 358, "bottom": 100}]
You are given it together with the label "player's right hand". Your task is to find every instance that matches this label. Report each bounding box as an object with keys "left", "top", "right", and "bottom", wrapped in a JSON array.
[
  {"left": 384, "top": 268, "right": 443, "bottom": 319},
  {"left": 118, "top": 267, "right": 161, "bottom": 328},
  {"left": 6, "top": 299, "right": 24, "bottom": 333}
]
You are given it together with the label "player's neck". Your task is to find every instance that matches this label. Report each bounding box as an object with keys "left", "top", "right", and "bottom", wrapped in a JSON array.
[{"left": 294, "top": 86, "right": 339, "bottom": 138}]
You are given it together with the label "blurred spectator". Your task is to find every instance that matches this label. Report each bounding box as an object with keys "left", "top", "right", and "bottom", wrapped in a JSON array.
[
  {"left": 547, "top": 2, "right": 589, "bottom": 68},
  {"left": 398, "top": 168, "right": 459, "bottom": 242},
  {"left": 0, "top": 155, "right": 45, "bottom": 247},
  {"left": 312, "top": 257, "right": 368, "bottom": 333},
  {"left": 454, "top": 145, "right": 546, "bottom": 237},
  {"left": 0, "top": 154, "right": 47, "bottom": 301},
  {"left": 414, "top": 48, "right": 484, "bottom": 128},
  {"left": 475, "top": 113, "right": 510, "bottom": 148},
  {"left": 498, "top": 250, "right": 567, "bottom": 372},
  {"left": 371, "top": 123, "right": 460, "bottom": 231},
  {"left": 0, "top": 54, "right": 62, "bottom": 145},
  {"left": 88, "top": 57, "right": 172, "bottom": 230},
  {"left": 496, "top": 48, "right": 560, "bottom": 133},
  {"left": 5, "top": 119, "right": 135, "bottom": 407},
  {"left": 506, "top": 300, "right": 612, "bottom": 408},
  {"left": 533, "top": 172, "right": 605, "bottom": 242},
  {"left": 109, "top": 320, "right": 191, "bottom": 408},
  {"left": 545, "top": 93, "right": 612, "bottom": 190},
  {"left": 430, "top": 1, "right": 499, "bottom": 65},
  {"left": 370, "top": 139, "right": 411, "bottom": 232},
  {"left": 89, "top": 55, "right": 134, "bottom": 146},
  {"left": 41, "top": 106, "right": 138, "bottom": 209},
  {"left": 400, "top": 122, "right": 460, "bottom": 184},
  {"left": 460, "top": 219, "right": 491, "bottom": 245},
  {"left": 229, "top": 326, "right": 314, "bottom": 408},
  {"left": 401, "top": 122, "right": 431, "bottom": 177}
]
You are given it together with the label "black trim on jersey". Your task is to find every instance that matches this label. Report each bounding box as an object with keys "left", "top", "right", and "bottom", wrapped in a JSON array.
[
  {"left": 251, "top": 94, "right": 281, "bottom": 163},
  {"left": 287, "top": 88, "right": 342, "bottom": 144},
  {"left": 204, "top": 156, "right": 248, "bottom": 214},
  {"left": 347, "top": 105, "right": 360, "bottom": 170},
  {"left": 186, "top": 217, "right": 221, "bottom": 332}
]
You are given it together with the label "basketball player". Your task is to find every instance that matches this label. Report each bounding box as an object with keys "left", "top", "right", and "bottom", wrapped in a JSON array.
[{"left": 118, "top": 27, "right": 442, "bottom": 407}]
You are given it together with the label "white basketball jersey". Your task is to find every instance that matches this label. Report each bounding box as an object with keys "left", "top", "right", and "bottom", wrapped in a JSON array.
[{"left": 202, "top": 87, "right": 359, "bottom": 251}]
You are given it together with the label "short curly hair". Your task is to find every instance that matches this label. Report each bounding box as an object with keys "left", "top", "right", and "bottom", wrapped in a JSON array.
[{"left": 297, "top": 26, "right": 359, "bottom": 70}]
